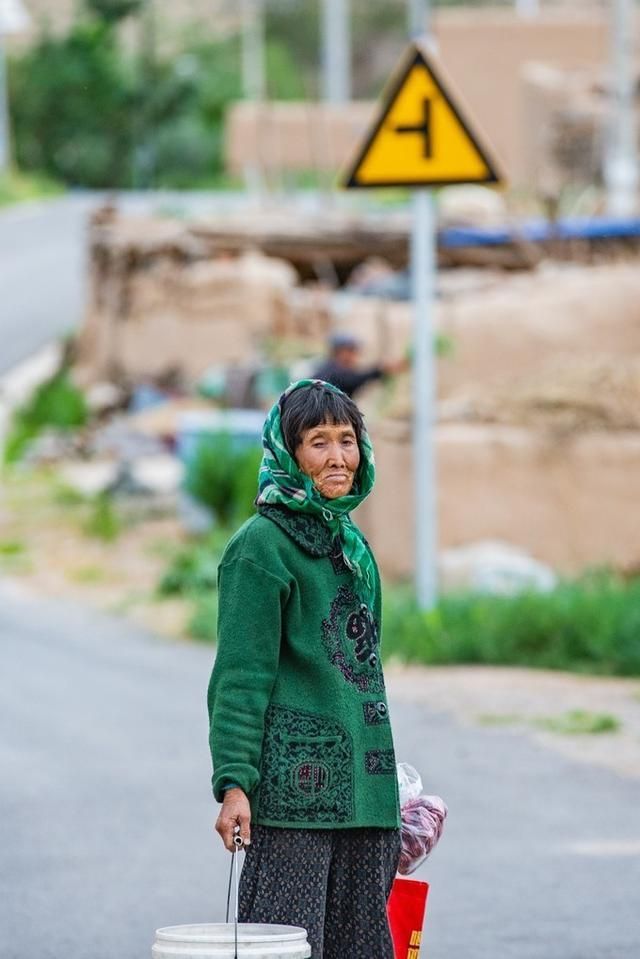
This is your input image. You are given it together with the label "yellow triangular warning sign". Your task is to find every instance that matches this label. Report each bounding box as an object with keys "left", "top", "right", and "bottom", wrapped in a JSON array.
[{"left": 342, "top": 43, "right": 503, "bottom": 189}]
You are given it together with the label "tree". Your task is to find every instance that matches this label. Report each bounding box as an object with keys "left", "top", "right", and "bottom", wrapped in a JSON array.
[
  {"left": 9, "top": 19, "right": 136, "bottom": 186},
  {"left": 85, "top": 0, "right": 145, "bottom": 24}
]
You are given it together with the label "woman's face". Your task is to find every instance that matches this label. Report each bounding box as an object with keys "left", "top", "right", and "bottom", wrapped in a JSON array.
[{"left": 296, "top": 420, "right": 361, "bottom": 499}]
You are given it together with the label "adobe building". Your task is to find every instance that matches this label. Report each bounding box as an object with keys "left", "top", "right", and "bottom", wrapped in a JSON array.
[{"left": 226, "top": 5, "right": 622, "bottom": 188}]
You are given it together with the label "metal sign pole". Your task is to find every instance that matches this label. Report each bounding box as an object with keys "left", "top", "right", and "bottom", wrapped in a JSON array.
[
  {"left": 412, "top": 189, "right": 438, "bottom": 610},
  {"left": 605, "top": 0, "right": 638, "bottom": 216},
  {"left": 322, "top": 0, "right": 351, "bottom": 103},
  {"left": 0, "top": 34, "right": 9, "bottom": 173},
  {"left": 240, "top": 0, "right": 266, "bottom": 199},
  {"left": 515, "top": 0, "right": 539, "bottom": 18},
  {"left": 241, "top": 0, "right": 266, "bottom": 102},
  {"left": 408, "top": 0, "right": 426, "bottom": 38},
  {"left": 410, "top": 0, "right": 437, "bottom": 610}
]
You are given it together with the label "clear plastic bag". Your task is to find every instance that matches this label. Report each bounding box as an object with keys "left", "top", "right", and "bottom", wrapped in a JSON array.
[{"left": 396, "top": 762, "right": 447, "bottom": 876}]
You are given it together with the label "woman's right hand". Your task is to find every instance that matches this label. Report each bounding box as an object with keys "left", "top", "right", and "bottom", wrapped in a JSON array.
[{"left": 215, "top": 787, "right": 252, "bottom": 852}]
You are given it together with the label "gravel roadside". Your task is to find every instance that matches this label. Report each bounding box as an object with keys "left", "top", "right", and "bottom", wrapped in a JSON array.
[{"left": 387, "top": 663, "right": 640, "bottom": 781}]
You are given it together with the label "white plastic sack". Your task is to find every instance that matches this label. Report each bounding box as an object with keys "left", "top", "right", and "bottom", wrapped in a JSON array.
[{"left": 397, "top": 763, "right": 448, "bottom": 876}]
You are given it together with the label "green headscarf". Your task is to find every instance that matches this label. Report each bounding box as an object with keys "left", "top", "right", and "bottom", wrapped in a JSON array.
[{"left": 256, "top": 379, "right": 377, "bottom": 609}]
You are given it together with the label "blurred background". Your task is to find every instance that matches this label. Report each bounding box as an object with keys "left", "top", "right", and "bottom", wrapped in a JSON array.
[{"left": 1, "top": 2, "right": 640, "bottom": 958}]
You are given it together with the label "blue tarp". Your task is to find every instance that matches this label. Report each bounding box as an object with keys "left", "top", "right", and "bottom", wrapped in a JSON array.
[{"left": 439, "top": 217, "right": 640, "bottom": 248}]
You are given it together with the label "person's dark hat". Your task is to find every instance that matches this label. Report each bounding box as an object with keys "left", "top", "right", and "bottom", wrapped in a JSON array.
[{"left": 329, "top": 332, "right": 361, "bottom": 351}]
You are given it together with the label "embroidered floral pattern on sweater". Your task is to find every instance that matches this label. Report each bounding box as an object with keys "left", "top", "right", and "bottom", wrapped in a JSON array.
[
  {"left": 257, "top": 705, "right": 354, "bottom": 823},
  {"left": 365, "top": 749, "right": 396, "bottom": 775},
  {"left": 260, "top": 504, "right": 351, "bottom": 578},
  {"left": 321, "top": 585, "right": 385, "bottom": 693},
  {"left": 258, "top": 505, "right": 334, "bottom": 556}
]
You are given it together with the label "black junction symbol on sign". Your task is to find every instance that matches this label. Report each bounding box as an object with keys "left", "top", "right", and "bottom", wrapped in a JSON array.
[{"left": 394, "top": 98, "right": 432, "bottom": 159}]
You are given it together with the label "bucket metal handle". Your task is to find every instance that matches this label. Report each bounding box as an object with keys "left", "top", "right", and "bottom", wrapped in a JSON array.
[{"left": 225, "top": 828, "right": 244, "bottom": 959}]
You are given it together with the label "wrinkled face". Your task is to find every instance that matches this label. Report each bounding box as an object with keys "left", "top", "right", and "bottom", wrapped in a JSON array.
[{"left": 296, "top": 420, "right": 361, "bottom": 499}]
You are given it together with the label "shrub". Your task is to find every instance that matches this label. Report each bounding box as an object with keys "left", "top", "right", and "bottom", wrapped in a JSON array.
[
  {"left": 9, "top": 3, "right": 304, "bottom": 189},
  {"left": 4, "top": 370, "right": 88, "bottom": 464},
  {"left": 188, "top": 592, "right": 219, "bottom": 643},
  {"left": 86, "top": 0, "right": 144, "bottom": 22},
  {"left": 0, "top": 169, "right": 62, "bottom": 207},
  {"left": 185, "top": 434, "right": 261, "bottom": 527},
  {"left": 156, "top": 527, "right": 233, "bottom": 641},
  {"left": 158, "top": 538, "right": 220, "bottom": 597},
  {"left": 9, "top": 20, "right": 137, "bottom": 187},
  {"left": 382, "top": 573, "right": 640, "bottom": 677},
  {"left": 156, "top": 512, "right": 252, "bottom": 642}
]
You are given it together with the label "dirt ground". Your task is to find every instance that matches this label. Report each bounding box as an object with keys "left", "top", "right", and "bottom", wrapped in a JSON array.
[
  {"left": 387, "top": 664, "right": 640, "bottom": 782},
  {"left": 0, "top": 470, "right": 192, "bottom": 638}
]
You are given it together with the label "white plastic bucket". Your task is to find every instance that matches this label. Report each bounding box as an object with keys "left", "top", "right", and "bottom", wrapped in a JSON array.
[{"left": 152, "top": 923, "right": 311, "bottom": 959}]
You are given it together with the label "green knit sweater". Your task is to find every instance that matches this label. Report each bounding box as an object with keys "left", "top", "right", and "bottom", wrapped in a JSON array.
[{"left": 207, "top": 504, "right": 400, "bottom": 830}]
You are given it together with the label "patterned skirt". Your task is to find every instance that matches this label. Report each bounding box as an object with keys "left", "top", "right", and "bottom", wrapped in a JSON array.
[{"left": 238, "top": 824, "right": 402, "bottom": 959}]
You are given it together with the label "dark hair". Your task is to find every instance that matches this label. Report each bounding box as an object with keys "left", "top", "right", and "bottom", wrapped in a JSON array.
[{"left": 280, "top": 382, "right": 365, "bottom": 456}]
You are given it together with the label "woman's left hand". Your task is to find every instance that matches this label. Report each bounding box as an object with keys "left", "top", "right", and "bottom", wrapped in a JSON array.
[{"left": 215, "top": 787, "right": 252, "bottom": 852}]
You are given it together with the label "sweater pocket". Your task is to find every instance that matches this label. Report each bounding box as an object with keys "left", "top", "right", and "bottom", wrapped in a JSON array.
[{"left": 256, "top": 705, "right": 354, "bottom": 824}]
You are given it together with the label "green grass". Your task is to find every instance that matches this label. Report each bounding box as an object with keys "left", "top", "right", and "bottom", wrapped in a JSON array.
[
  {"left": 0, "top": 539, "right": 31, "bottom": 574},
  {"left": 52, "top": 483, "right": 88, "bottom": 508},
  {"left": 477, "top": 710, "right": 621, "bottom": 735},
  {"left": 382, "top": 574, "right": 640, "bottom": 677},
  {"left": 0, "top": 540, "right": 25, "bottom": 557},
  {"left": 67, "top": 564, "right": 108, "bottom": 584},
  {"left": 476, "top": 713, "right": 524, "bottom": 727},
  {"left": 0, "top": 169, "right": 63, "bottom": 208},
  {"left": 534, "top": 710, "right": 621, "bottom": 735},
  {"left": 82, "top": 495, "right": 121, "bottom": 542}
]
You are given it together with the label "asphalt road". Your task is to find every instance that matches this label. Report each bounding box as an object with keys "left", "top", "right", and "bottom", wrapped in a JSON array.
[
  {"left": 0, "top": 196, "right": 92, "bottom": 375},
  {"left": 0, "top": 190, "right": 225, "bottom": 377},
  {"left": 1, "top": 581, "right": 639, "bottom": 959}
]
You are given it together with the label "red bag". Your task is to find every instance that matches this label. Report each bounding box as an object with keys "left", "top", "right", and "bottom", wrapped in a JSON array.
[{"left": 387, "top": 877, "right": 429, "bottom": 959}]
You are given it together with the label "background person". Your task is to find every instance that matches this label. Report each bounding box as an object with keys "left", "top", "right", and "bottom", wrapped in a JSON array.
[
  {"left": 312, "top": 332, "right": 409, "bottom": 398},
  {"left": 208, "top": 379, "right": 401, "bottom": 959}
]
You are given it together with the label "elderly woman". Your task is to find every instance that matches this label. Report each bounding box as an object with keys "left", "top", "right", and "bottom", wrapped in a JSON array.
[{"left": 207, "top": 379, "right": 400, "bottom": 959}]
